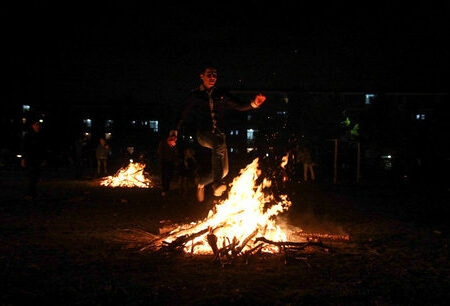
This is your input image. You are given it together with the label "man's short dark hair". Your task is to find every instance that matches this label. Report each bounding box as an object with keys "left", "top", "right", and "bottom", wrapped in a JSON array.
[{"left": 200, "top": 63, "right": 217, "bottom": 74}]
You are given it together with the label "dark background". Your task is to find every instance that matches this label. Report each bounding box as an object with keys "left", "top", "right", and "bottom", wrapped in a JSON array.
[
  {"left": 1, "top": 1, "right": 449, "bottom": 186},
  {"left": 3, "top": 1, "right": 449, "bottom": 107}
]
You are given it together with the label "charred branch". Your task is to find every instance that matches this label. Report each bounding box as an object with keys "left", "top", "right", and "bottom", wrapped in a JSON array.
[
  {"left": 207, "top": 232, "right": 220, "bottom": 262},
  {"left": 255, "top": 237, "right": 333, "bottom": 254},
  {"left": 255, "top": 237, "right": 312, "bottom": 247},
  {"left": 235, "top": 228, "right": 259, "bottom": 254},
  {"left": 161, "top": 228, "right": 209, "bottom": 252},
  {"left": 293, "top": 232, "right": 350, "bottom": 241}
]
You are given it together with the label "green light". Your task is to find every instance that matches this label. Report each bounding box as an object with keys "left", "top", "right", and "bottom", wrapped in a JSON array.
[
  {"left": 351, "top": 124, "right": 359, "bottom": 136},
  {"left": 344, "top": 117, "right": 351, "bottom": 126}
]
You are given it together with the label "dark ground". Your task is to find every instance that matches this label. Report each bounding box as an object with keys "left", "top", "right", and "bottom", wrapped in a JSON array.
[{"left": 1, "top": 168, "right": 449, "bottom": 305}]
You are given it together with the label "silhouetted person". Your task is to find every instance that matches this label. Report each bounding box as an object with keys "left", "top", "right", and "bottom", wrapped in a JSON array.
[
  {"left": 298, "top": 146, "right": 316, "bottom": 182},
  {"left": 21, "top": 120, "right": 46, "bottom": 200},
  {"left": 96, "top": 138, "right": 110, "bottom": 176},
  {"left": 173, "top": 65, "right": 266, "bottom": 202},
  {"left": 157, "top": 131, "right": 178, "bottom": 196}
]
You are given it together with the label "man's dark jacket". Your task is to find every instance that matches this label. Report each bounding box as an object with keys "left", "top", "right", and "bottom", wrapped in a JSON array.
[{"left": 175, "top": 85, "right": 254, "bottom": 133}]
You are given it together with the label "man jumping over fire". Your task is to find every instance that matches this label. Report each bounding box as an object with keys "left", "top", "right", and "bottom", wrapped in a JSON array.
[{"left": 172, "top": 65, "right": 266, "bottom": 202}]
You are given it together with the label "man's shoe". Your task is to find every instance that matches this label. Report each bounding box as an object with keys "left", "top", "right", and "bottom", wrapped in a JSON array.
[
  {"left": 196, "top": 184, "right": 205, "bottom": 202},
  {"left": 213, "top": 184, "right": 227, "bottom": 197}
]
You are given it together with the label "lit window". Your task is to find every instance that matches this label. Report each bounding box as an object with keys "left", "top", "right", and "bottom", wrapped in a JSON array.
[
  {"left": 235, "top": 130, "right": 239, "bottom": 135},
  {"left": 83, "top": 119, "right": 92, "bottom": 128},
  {"left": 105, "top": 133, "right": 112, "bottom": 140},
  {"left": 380, "top": 154, "right": 392, "bottom": 170},
  {"left": 365, "top": 94, "right": 375, "bottom": 105},
  {"left": 22, "top": 105, "right": 30, "bottom": 112},
  {"left": 415, "top": 113, "right": 426, "bottom": 120},
  {"left": 230, "top": 130, "right": 234, "bottom": 135},
  {"left": 247, "top": 129, "right": 255, "bottom": 141},
  {"left": 105, "top": 120, "right": 114, "bottom": 128},
  {"left": 149, "top": 120, "right": 158, "bottom": 132},
  {"left": 230, "top": 148, "right": 234, "bottom": 152},
  {"left": 22, "top": 118, "right": 27, "bottom": 124}
]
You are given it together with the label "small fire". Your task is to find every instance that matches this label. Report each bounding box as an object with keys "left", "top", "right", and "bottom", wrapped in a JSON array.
[
  {"left": 281, "top": 152, "right": 289, "bottom": 182},
  {"left": 101, "top": 161, "right": 152, "bottom": 188},
  {"left": 281, "top": 152, "right": 289, "bottom": 169},
  {"left": 157, "top": 158, "right": 301, "bottom": 254}
]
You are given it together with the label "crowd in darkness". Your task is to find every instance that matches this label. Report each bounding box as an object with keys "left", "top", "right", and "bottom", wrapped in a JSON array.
[{"left": 15, "top": 99, "right": 449, "bottom": 201}]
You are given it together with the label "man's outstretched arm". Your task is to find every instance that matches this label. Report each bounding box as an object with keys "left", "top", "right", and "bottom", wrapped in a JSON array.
[{"left": 227, "top": 93, "right": 266, "bottom": 111}]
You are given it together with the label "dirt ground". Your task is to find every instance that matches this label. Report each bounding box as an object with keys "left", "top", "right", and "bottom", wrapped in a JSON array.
[{"left": 1, "top": 170, "right": 449, "bottom": 305}]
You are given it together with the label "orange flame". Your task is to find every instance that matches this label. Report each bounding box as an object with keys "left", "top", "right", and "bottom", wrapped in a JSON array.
[
  {"left": 101, "top": 162, "right": 152, "bottom": 188},
  {"left": 281, "top": 153, "right": 289, "bottom": 169},
  {"left": 160, "top": 158, "right": 300, "bottom": 254}
]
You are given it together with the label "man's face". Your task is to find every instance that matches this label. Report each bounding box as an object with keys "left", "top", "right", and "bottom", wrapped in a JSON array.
[
  {"left": 167, "top": 135, "right": 177, "bottom": 147},
  {"left": 200, "top": 68, "right": 217, "bottom": 89},
  {"left": 32, "top": 122, "right": 41, "bottom": 133}
]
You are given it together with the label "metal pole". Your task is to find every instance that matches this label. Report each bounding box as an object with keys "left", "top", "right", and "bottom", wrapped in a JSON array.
[
  {"left": 356, "top": 142, "right": 361, "bottom": 183},
  {"left": 333, "top": 139, "right": 338, "bottom": 184}
]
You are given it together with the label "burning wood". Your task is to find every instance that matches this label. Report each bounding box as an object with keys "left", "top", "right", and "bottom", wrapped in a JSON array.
[
  {"left": 138, "top": 156, "right": 351, "bottom": 264},
  {"left": 293, "top": 232, "right": 350, "bottom": 241},
  {"left": 161, "top": 228, "right": 210, "bottom": 253},
  {"left": 148, "top": 158, "right": 308, "bottom": 259},
  {"left": 101, "top": 161, "right": 153, "bottom": 188}
]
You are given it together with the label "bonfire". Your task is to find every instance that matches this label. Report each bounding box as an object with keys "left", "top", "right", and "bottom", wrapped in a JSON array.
[
  {"left": 101, "top": 161, "right": 153, "bottom": 188},
  {"left": 145, "top": 156, "right": 340, "bottom": 262},
  {"left": 115, "top": 155, "right": 350, "bottom": 264}
]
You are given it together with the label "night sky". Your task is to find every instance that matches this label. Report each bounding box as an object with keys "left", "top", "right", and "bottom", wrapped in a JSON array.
[{"left": 4, "top": 2, "right": 449, "bottom": 108}]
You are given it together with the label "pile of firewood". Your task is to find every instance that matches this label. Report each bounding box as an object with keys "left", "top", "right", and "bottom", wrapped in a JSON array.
[{"left": 143, "top": 225, "right": 350, "bottom": 266}]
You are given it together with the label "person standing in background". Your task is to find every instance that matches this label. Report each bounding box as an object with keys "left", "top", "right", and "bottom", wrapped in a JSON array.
[
  {"left": 157, "top": 130, "right": 178, "bottom": 196},
  {"left": 21, "top": 118, "right": 46, "bottom": 200},
  {"left": 96, "top": 138, "right": 110, "bottom": 177}
]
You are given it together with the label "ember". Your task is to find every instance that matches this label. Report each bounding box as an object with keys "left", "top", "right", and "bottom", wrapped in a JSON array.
[
  {"left": 101, "top": 161, "right": 153, "bottom": 188},
  {"left": 147, "top": 158, "right": 308, "bottom": 257}
]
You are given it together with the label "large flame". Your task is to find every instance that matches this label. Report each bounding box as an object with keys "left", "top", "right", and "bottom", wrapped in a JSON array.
[
  {"left": 160, "top": 158, "right": 298, "bottom": 254},
  {"left": 101, "top": 161, "right": 153, "bottom": 188}
]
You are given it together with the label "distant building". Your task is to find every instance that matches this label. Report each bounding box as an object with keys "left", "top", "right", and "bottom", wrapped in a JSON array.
[{"left": 2, "top": 91, "right": 448, "bottom": 184}]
